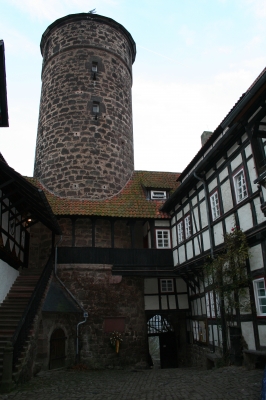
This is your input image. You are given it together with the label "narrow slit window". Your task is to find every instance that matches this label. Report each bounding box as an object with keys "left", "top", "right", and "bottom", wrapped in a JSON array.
[
  {"left": 92, "top": 62, "right": 98, "bottom": 72},
  {"left": 92, "top": 102, "right": 99, "bottom": 114}
]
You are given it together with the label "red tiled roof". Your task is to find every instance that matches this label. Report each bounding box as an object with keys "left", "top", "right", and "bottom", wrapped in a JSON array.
[{"left": 27, "top": 171, "right": 180, "bottom": 219}]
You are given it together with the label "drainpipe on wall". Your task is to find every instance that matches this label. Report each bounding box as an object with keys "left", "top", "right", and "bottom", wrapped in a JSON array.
[{"left": 54, "top": 236, "right": 87, "bottom": 362}]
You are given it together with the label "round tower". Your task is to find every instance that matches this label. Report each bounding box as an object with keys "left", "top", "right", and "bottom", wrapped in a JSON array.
[{"left": 34, "top": 13, "right": 136, "bottom": 200}]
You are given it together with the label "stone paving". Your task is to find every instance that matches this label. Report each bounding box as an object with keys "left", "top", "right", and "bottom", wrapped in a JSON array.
[{"left": 0, "top": 366, "right": 263, "bottom": 400}]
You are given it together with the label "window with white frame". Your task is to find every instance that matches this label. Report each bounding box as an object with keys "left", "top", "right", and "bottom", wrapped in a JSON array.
[
  {"left": 210, "top": 191, "right": 220, "bottom": 220},
  {"left": 160, "top": 279, "right": 173, "bottom": 292},
  {"left": 156, "top": 229, "right": 170, "bottom": 248},
  {"left": 253, "top": 278, "right": 266, "bottom": 316},
  {"left": 177, "top": 221, "right": 184, "bottom": 243},
  {"left": 233, "top": 168, "right": 248, "bottom": 203},
  {"left": 150, "top": 190, "right": 167, "bottom": 200},
  {"left": 184, "top": 215, "right": 192, "bottom": 238}
]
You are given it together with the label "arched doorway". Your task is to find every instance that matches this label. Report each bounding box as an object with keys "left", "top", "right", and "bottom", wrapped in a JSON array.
[
  {"left": 49, "top": 328, "right": 66, "bottom": 369},
  {"left": 147, "top": 314, "right": 178, "bottom": 369}
]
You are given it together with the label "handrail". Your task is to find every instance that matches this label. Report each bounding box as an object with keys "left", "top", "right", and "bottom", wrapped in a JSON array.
[{"left": 12, "top": 255, "right": 54, "bottom": 366}]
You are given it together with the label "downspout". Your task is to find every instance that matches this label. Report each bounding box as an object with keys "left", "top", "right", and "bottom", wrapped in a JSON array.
[{"left": 54, "top": 236, "right": 87, "bottom": 362}]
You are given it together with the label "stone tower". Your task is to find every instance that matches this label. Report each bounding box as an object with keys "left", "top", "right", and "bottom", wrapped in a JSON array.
[{"left": 34, "top": 13, "right": 136, "bottom": 199}]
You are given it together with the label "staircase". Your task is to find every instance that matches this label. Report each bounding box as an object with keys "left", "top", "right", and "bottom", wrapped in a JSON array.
[{"left": 0, "top": 269, "right": 43, "bottom": 381}]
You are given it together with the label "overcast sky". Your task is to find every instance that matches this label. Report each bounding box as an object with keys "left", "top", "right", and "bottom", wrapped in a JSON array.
[{"left": 1, "top": 0, "right": 266, "bottom": 177}]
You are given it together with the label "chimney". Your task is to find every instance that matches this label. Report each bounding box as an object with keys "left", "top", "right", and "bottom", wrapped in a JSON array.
[{"left": 201, "top": 131, "right": 213, "bottom": 146}]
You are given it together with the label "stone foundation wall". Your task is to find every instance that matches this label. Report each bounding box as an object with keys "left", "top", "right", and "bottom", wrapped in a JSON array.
[{"left": 57, "top": 264, "right": 148, "bottom": 368}]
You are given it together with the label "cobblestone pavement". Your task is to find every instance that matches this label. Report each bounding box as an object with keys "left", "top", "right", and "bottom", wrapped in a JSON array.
[{"left": 0, "top": 366, "right": 263, "bottom": 400}]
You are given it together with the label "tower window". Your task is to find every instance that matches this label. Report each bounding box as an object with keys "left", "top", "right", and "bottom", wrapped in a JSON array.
[
  {"left": 92, "top": 102, "right": 99, "bottom": 114},
  {"left": 92, "top": 62, "right": 98, "bottom": 72}
]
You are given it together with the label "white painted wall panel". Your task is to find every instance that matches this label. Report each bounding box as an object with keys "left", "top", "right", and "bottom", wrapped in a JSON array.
[
  {"left": 201, "top": 296, "right": 206, "bottom": 314},
  {"left": 0, "top": 261, "right": 19, "bottom": 303},
  {"left": 192, "top": 207, "right": 200, "bottom": 233},
  {"left": 245, "top": 144, "right": 252, "bottom": 159},
  {"left": 189, "top": 189, "right": 195, "bottom": 197},
  {"left": 144, "top": 296, "right": 159, "bottom": 310},
  {"left": 171, "top": 216, "right": 176, "bottom": 226},
  {"left": 168, "top": 295, "right": 177, "bottom": 309},
  {"left": 254, "top": 197, "right": 265, "bottom": 225},
  {"left": 213, "top": 222, "right": 224, "bottom": 246},
  {"left": 194, "top": 237, "right": 200, "bottom": 256},
  {"left": 216, "top": 158, "right": 225, "bottom": 169},
  {"left": 206, "top": 170, "right": 214, "bottom": 180},
  {"left": 173, "top": 249, "right": 178, "bottom": 266},
  {"left": 227, "top": 142, "right": 239, "bottom": 157},
  {"left": 247, "top": 158, "right": 258, "bottom": 194},
  {"left": 176, "top": 278, "right": 187, "bottom": 292},
  {"left": 219, "top": 167, "right": 228, "bottom": 183},
  {"left": 199, "top": 190, "right": 205, "bottom": 201},
  {"left": 202, "top": 230, "right": 210, "bottom": 251},
  {"left": 238, "top": 203, "right": 253, "bottom": 232},
  {"left": 221, "top": 180, "right": 233, "bottom": 213},
  {"left": 231, "top": 154, "right": 242, "bottom": 172},
  {"left": 144, "top": 278, "right": 158, "bottom": 294},
  {"left": 161, "top": 295, "right": 168, "bottom": 310},
  {"left": 208, "top": 178, "right": 217, "bottom": 192},
  {"left": 186, "top": 240, "right": 193, "bottom": 260},
  {"left": 178, "top": 294, "right": 189, "bottom": 309},
  {"left": 155, "top": 220, "right": 170, "bottom": 227},
  {"left": 172, "top": 226, "right": 177, "bottom": 248},
  {"left": 258, "top": 325, "right": 266, "bottom": 347},
  {"left": 184, "top": 204, "right": 189, "bottom": 214},
  {"left": 200, "top": 201, "right": 208, "bottom": 228},
  {"left": 242, "top": 132, "right": 248, "bottom": 142},
  {"left": 176, "top": 211, "right": 182, "bottom": 221},
  {"left": 192, "top": 196, "right": 198, "bottom": 206},
  {"left": 241, "top": 322, "right": 256, "bottom": 350},
  {"left": 179, "top": 246, "right": 186, "bottom": 264},
  {"left": 249, "top": 244, "right": 263, "bottom": 271},
  {"left": 225, "top": 214, "right": 235, "bottom": 233}
]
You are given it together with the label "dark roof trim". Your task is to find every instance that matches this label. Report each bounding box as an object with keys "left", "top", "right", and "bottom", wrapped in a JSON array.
[
  {"left": 40, "top": 13, "right": 136, "bottom": 63},
  {"left": 0, "top": 160, "right": 62, "bottom": 234},
  {"left": 0, "top": 40, "right": 9, "bottom": 127}
]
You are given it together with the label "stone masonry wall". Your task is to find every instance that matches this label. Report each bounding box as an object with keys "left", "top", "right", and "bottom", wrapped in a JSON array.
[
  {"left": 28, "top": 222, "right": 53, "bottom": 269},
  {"left": 34, "top": 15, "right": 135, "bottom": 200},
  {"left": 57, "top": 264, "right": 148, "bottom": 369}
]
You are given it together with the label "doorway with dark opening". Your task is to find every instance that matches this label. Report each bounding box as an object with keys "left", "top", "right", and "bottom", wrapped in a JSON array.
[
  {"left": 49, "top": 328, "right": 66, "bottom": 369},
  {"left": 147, "top": 314, "right": 178, "bottom": 369}
]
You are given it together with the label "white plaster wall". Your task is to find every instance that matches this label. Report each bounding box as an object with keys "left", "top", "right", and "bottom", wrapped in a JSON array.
[
  {"left": 199, "top": 190, "right": 205, "bottom": 201},
  {"left": 221, "top": 179, "right": 234, "bottom": 213},
  {"left": 200, "top": 201, "right": 208, "bottom": 228},
  {"left": 155, "top": 220, "right": 170, "bottom": 227},
  {"left": 144, "top": 296, "right": 159, "bottom": 310},
  {"left": 213, "top": 222, "right": 224, "bottom": 246},
  {"left": 225, "top": 214, "right": 235, "bottom": 233},
  {"left": 219, "top": 167, "right": 228, "bottom": 183},
  {"left": 176, "top": 211, "right": 182, "bottom": 221},
  {"left": 249, "top": 244, "right": 263, "bottom": 271},
  {"left": 241, "top": 321, "right": 256, "bottom": 350},
  {"left": 179, "top": 246, "right": 186, "bottom": 264},
  {"left": 245, "top": 144, "right": 252, "bottom": 159},
  {"left": 169, "top": 295, "right": 176, "bottom": 309},
  {"left": 173, "top": 249, "right": 178, "bottom": 266},
  {"left": 247, "top": 158, "right": 258, "bottom": 193},
  {"left": 161, "top": 295, "right": 168, "bottom": 310},
  {"left": 186, "top": 240, "right": 193, "bottom": 260},
  {"left": 202, "top": 230, "right": 210, "bottom": 251},
  {"left": 184, "top": 204, "right": 189, "bottom": 214},
  {"left": 208, "top": 178, "right": 217, "bottom": 192},
  {"left": 176, "top": 278, "right": 187, "bottom": 292},
  {"left": 144, "top": 278, "right": 158, "bottom": 294},
  {"left": 206, "top": 169, "right": 214, "bottom": 180},
  {"left": 216, "top": 158, "right": 224, "bottom": 169},
  {"left": 238, "top": 203, "right": 253, "bottom": 231},
  {"left": 231, "top": 154, "right": 243, "bottom": 172},
  {"left": 192, "top": 207, "right": 200, "bottom": 233},
  {"left": 178, "top": 294, "right": 189, "bottom": 309},
  {"left": 172, "top": 226, "right": 177, "bottom": 248},
  {"left": 201, "top": 296, "right": 206, "bottom": 314},
  {"left": 254, "top": 197, "right": 266, "bottom": 225},
  {"left": 258, "top": 325, "right": 266, "bottom": 347},
  {"left": 242, "top": 132, "right": 248, "bottom": 142},
  {"left": 192, "top": 196, "right": 198, "bottom": 206},
  {"left": 194, "top": 237, "right": 200, "bottom": 256},
  {"left": 189, "top": 189, "right": 195, "bottom": 197},
  {"left": 227, "top": 142, "right": 239, "bottom": 157},
  {"left": 0, "top": 260, "right": 19, "bottom": 303}
]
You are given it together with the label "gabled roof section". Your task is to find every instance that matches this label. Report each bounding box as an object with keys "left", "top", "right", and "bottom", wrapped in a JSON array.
[
  {"left": 0, "top": 158, "right": 62, "bottom": 234},
  {"left": 27, "top": 171, "right": 179, "bottom": 219},
  {"left": 0, "top": 40, "right": 9, "bottom": 127}
]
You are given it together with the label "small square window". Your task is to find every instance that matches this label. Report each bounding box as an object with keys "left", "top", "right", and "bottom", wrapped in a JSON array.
[
  {"left": 150, "top": 190, "right": 167, "bottom": 199},
  {"left": 177, "top": 221, "right": 184, "bottom": 243},
  {"left": 233, "top": 169, "right": 247, "bottom": 203},
  {"left": 156, "top": 230, "right": 170, "bottom": 248},
  {"left": 160, "top": 279, "right": 173, "bottom": 292},
  {"left": 210, "top": 191, "right": 220, "bottom": 221},
  {"left": 92, "top": 102, "right": 99, "bottom": 114},
  {"left": 253, "top": 278, "right": 266, "bottom": 316},
  {"left": 92, "top": 62, "right": 98, "bottom": 72}
]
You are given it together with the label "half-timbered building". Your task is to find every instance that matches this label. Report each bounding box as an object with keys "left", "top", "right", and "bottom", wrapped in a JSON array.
[{"left": 162, "top": 66, "right": 266, "bottom": 369}]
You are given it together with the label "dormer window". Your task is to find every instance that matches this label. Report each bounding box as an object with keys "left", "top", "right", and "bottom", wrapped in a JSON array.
[{"left": 150, "top": 190, "right": 167, "bottom": 200}]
